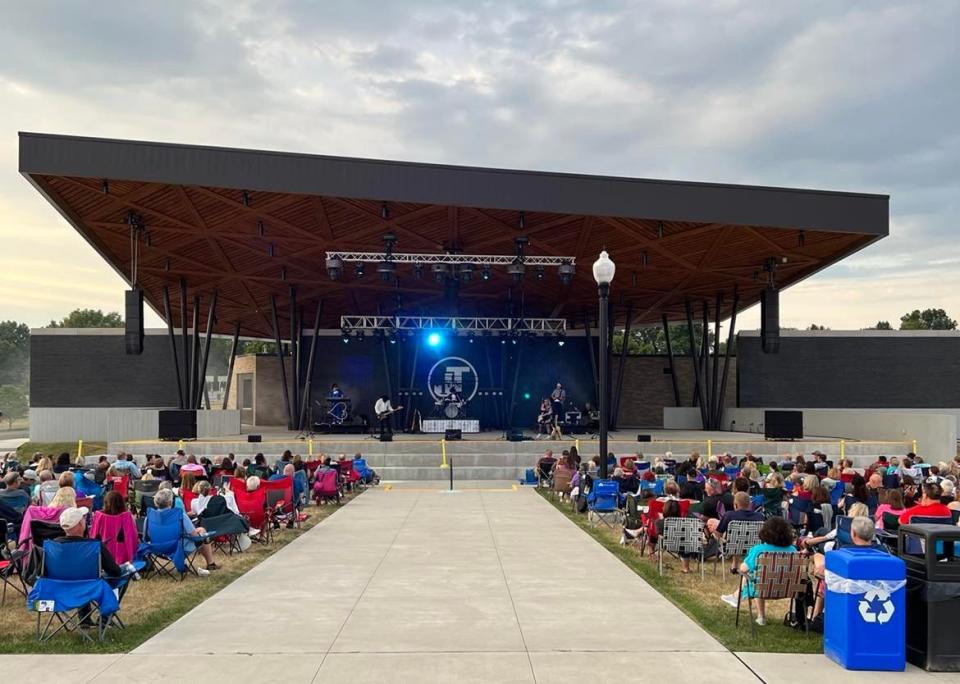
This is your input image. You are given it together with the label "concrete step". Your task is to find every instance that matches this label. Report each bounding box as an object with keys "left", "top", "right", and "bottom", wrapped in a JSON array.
[{"left": 378, "top": 465, "right": 526, "bottom": 481}]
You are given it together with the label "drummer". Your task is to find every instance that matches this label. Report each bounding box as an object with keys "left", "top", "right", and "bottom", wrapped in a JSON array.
[
  {"left": 329, "top": 383, "right": 343, "bottom": 399},
  {"left": 447, "top": 386, "right": 462, "bottom": 404}
]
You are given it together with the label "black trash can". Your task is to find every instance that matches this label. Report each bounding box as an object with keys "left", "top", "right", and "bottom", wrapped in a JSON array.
[{"left": 899, "top": 523, "right": 960, "bottom": 671}]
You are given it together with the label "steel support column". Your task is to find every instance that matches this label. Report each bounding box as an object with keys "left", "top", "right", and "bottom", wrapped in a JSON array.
[
  {"left": 663, "top": 313, "right": 681, "bottom": 407},
  {"left": 221, "top": 321, "right": 241, "bottom": 411},
  {"left": 611, "top": 304, "right": 633, "bottom": 430},
  {"left": 582, "top": 309, "right": 599, "bottom": 410},
  {"left": 710, "top": 292, "right": 723, "bottom": 429},
  {"left": 297, "top": 301, "right": 323, "bottom": 432},
  {"left": 195, "top": 290, "right": 218, "bottom": 410},
  {"left": 179, "top": 278, "right": 189, "bottom": 411},
  {"left": 189, "top": 295, "right": 201, "bottom": 410},
  {"left": 716, "top": 287, "right": 739, "bottom": 430},
  {"left": 289, "top": 287, "right": 299, "bottom": 428},
  {"left": 701, "top": 301, "right": 711, "bottom": 425},
  {"left": 685, "top": 300, "right": 708, "bottom": 429},
  {"left": 162, "top": 285, "right": 185, "bottom": 409},
  {"left": 270, "top": 295, "right": 294, "bottom": 429}
]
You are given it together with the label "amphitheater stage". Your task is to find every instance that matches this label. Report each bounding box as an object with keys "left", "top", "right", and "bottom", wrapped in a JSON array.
[{"left": 110, "top": 428, "right": 912, "bottom": 481}]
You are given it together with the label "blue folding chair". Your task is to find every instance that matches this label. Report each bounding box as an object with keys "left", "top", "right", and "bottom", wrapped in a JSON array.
[
  {"left": 587, "top": 479, "right": 622, "bottom": 528},
  {"left": 74, "top": 476, "right": 105, "bottom": 511},
  {"left": 137, "top": 508, "right": 214, "bottom": 580},
  {"left": 834, "top": 515, "right": 854, "bottom": 548},
  {"left": 882, "top": 473, "right": 900, "bottom": 490},
  {"left": 724, "top": 466, "right": 739, "bottom": 479},
  {"left": 787, "top": 497, "right": 812, "bottom": 529},
  {"left": 829, "top": 481, "right": 845, "bottom": 507},
  {"left": 28, "top": 539, "right": 121, "bottom": 642}
]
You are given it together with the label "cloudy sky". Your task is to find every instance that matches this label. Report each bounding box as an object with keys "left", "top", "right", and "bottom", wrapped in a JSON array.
[{"left": 1, "top": 1, "right": 957, "bottom": 332}]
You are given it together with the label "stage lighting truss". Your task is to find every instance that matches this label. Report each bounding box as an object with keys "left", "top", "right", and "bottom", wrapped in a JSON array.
[
  {"left": 340, "top": 315, "right": 567, "bottom": 337},
  {"left": 324, "top": 250, "right": 576, "bottom": 282}
]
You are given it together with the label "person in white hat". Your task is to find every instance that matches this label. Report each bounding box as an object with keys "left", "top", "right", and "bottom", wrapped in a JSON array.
[{"left": 53, "top": 506, "right": 123, "bottom": 578}]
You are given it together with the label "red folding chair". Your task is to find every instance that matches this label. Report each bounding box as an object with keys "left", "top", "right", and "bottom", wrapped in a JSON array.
[
  {"left": 234, "top": 485, "right": 268, "bottom": 544},
  {"left": 107, "top": 475, "right": 130, "bottom": 502}
]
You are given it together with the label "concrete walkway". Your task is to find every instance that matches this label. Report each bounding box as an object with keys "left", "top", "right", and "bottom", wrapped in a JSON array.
[{"left": 1, "top": 483, "right": 951, "bottom": 682}]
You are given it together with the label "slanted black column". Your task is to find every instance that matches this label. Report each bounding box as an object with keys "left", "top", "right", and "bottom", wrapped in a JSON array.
[{"left": 163, "top": 285, "right": 185, "bottom": 409}]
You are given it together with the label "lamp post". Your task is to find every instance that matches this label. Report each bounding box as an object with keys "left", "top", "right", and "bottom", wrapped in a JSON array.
[{"left": 593, "top": 250, "right": 615, "bottom": 479}]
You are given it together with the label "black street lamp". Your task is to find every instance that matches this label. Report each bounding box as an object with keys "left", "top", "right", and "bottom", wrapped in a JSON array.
[{"left": 593, "top": 250, "right": 615, "bottom": 479}]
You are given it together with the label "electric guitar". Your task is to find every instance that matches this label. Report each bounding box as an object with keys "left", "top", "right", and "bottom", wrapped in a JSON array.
[{"left": 376, "top": 406, "right": 404, "bottom": 420}]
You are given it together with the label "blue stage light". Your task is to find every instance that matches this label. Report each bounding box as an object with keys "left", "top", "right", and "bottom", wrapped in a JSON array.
[
  {"left": 522, "top": 391, "right": 531, "bottom": 400},
  {"left": 427, "top": 332, "right": 442, "bottom": 347}
]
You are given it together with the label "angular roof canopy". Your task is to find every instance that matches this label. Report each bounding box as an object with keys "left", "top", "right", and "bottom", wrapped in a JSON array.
[{"left": 20, "top": 132, "right": 888, "bottom": 338}]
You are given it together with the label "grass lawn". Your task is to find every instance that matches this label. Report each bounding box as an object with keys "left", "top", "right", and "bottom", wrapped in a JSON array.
[
  {"left": 13, "top": 441, "right": 108, "bottom": 463},
  {"left": 0, "top": 492, "right": 359, "bottom": 653},
  {"left": 538, "top": 489, "right": 823, "bottom": 654}
]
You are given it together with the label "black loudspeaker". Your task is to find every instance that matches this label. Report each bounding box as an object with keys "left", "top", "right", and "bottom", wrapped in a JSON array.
[
  {"left": 125, "top": 288, "right": 144, "bottom": 355},
  {"left": 760, "top": 287, "right": 780, "bottom": 354},
  {"left": 764, "top": 410, "right": 803, "bottom": 440},
  {"left": 637, "top": 434, "right": 651, "bottom": 442},
  {"left": 158, "top": 410, "right": 196, "bottom": 441},
  {"left": 507, "top": 428, "right": 524, "bottom": 442},
  {"left": 444, "top": 429, "right": 462, "bottom": 441},
  {"left": 380, "top": 433, "right": 393, "bottom": 442},
  {"left": 247, "top": 434, "right": 262, "bottom": 443}
]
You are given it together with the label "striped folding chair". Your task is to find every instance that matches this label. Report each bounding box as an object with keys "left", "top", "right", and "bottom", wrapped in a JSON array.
[
  {"left": 658, "top": 517, "right": 705, "bottom": 580},
  {"left": 736, "top": 552, "right": 808, "bottom": 633}
]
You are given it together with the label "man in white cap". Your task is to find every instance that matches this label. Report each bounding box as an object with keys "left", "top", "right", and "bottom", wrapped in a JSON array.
[{"left": 53, "top": 507, "right": 123, "bottom": 578}]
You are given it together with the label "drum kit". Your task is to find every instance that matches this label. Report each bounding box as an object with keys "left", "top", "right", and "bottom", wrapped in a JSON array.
[{"left": 433, "top": 393, "right": 469, "bottom": 419}]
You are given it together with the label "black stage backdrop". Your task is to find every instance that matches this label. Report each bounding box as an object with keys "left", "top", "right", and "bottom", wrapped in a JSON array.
[{"left": 300, "top": 335, "right": 596, "bottom": 431}]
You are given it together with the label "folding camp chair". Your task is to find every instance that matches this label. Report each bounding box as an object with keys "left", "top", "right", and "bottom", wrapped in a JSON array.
[
  {"left": 735, "top": 552, "right": 808, "bottom": 634},
  {"left": 312, "top": 469, "right": 340, "bottom": 506},
  {"left": 0, "top": 543, "right": 27, "bottom": 604},
  {"left": 587, "top": 479, "right": 622, "bottom": 529},
  {"left": 787, "top": 498, "right": 812, "bottom": 531},
  {"left": 106, "top": 475, "right": 130, "bottom": 504},
  {"left": 718, "top": 520, "right": 763, "bottom": 582},
  {"left": 829, "top": 481, "right": 845, "bottom": 507},
  {"left": 537, "top": 459, "right": 556, "bottom": 488},
  {"left": 234, "top": 485, "right": 269, "bottom": 545},
  {"left": 552, "top": 468, "right": 572, "bottom": 500},
  {"left": 29, "top": 539, "right": 124, "bottom": 642},
  {"left": 658, "top": 517, "right": 705, "bottom": 579},
  {"left": 132, "top": 479, "right": 160, "bottom": 511},
  {"left": 264, "top": 477, "right": 300, "bottom": 530},
  {"left": 137, "top": 508, "right": 214, "bottom": 580},
  {"left": 621, "top": 495, "right": 644, "bottom": 549}
]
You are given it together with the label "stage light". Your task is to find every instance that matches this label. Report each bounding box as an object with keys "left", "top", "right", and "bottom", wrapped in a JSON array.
[
  {"left": 355, "top": 262, "right": 365, "bottom": 278},
  {"left": 377, "top": 260, "right": 395, "bottom": 282},
  {"left": 460, "top": 263, "right": 474, "bottom": 283},
  {"left": 427, "top": 332, "right": 442, "bottom": 347},
  {"left": 326, "top": 257, "right": 343, "bottom": 280},
  {"left": 507, "top": 262, "right": 525, "bottom": 282},
  {"left": 558, "top": 339, "right": 565, "bottom": 347},
  {"left": 389, "top": 338, "right": 397, "bottom": 345},
  {"left": 432, "top": 263, "right": 448, "bottom": 283},
  {"left": 481, "top": 265, "right": 492, "bottom": 281},
  {"left": 522, "top": 391, "right": 531, "bottom": 400},
  {"left": 341, "top": 334, "right": 349, "bottom": 344},
  {"left": 559, "top": 262, "right": 575, "bottom": 285},
  {"left": 536, "top": 266, "right": 545, "bottom": 280},
  {"left": 414, "top": 262, "right": 424, "bottom": 279}
]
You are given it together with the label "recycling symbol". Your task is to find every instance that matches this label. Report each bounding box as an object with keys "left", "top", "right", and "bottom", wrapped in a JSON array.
[{"left": 858, "top": 590, "right": 895, "bottom": 624}]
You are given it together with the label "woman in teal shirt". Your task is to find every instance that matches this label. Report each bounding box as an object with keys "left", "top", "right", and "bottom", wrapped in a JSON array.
[{"left": 721, "top": 516, "right": 797, "bottom": 625}]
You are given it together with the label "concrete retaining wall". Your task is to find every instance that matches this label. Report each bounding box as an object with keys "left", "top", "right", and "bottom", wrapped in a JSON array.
[{"left": 30, "top": 408, "right": 241, "bottom": 442}]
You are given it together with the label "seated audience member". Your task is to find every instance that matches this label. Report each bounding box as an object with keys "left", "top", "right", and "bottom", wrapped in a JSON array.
[
  {"left": 899, "top": 482, "right": 952, "bottom": 524},
  {"left": 147, "top": 455, "right": 170, "bottom": 481},
  {"left": 733, "top": 475, "right": 756, "bottom": 496},
  {"left": 941, "top": 479, "right": 958, "bottom": 508},
  {"left": 246, "top": 476, "right": 262, "bottom": 492},
  {"left": 839, "top": 474, "right": 869, "bottom": 512},
  {"left": 679, "top": 468, "right": 704, "bottom": 501},
  {"left": 270, "top": 463, "right": 305, "bottom": 506},
  {"left": 55, "top": 505, "right": 125, "bottom": 626},
  {"left": 274, "top": 450, "right": 294, "bottom": 474},
  {"left": 152, "top": 488, "right": 218, "bottom": 574},
  {"left": 35, "top": 456, "right": 53, "bottom": 473},
  {"left": 615, "top": 466, "right": 639, "bottom": 496},
  {"left": 802, "top": 502, "right": 869, "bottom": 552},
  {"left": 292, "top": 454, "right": 305, "bottom": 473},
  {"left": 701, "top": 478, "right": 733, "bottom": 520},
  {"left": 50, "top": 486, "right": 78, "bottom": 509},
  {"left": 110, "top": 453, "right": 142, "bottom": 479},
  {"left": 33, "top": 470, "right": 57, "bottom": 505},
  {"left": 720, "top": 516, "right": 797, "bottom": 625},
  {"left": 870, "top": 455, "right": 889, "bottom": 472},
  {"left": 58, "top": 471, "right": 76, "bottom": 491},
  {"left": 178, "top": 472, "right": 198, "bottom": 498},
  {"left": 536, "top": 449, "right": 557, "bottom": 474},
  {"left": 251, "top": 453, "right": 271, "bottom": 479},
  {"left": 157, "top": 481, "right": 185, "bottom": 511},
  {"left": 233, "top": 465, "right": 246, "bottom": 479},
  {"left": 809, "top": 516, "right": 877, "bottom": 620},
  {"left": 180, "top": 455, "right": 206, "bottom": 477},
  {"left": 94, "top": 460, "right": 110, "bottom": 484},
  {"left": 874, "top": 489, "right": 906, "bottom": 529},
  {"left": 653, "top": 499, "right": 698, "bottom": 572},
  {"left": 219, "top": 454, "right": 235, "bottom": 474},
  {"left": 53, "top": 452, "right": 72, "bottom": 474},
  {"left": 90, "top": 490, "right": 138, "bottom": 565},
  {"left": 0, "top": 472, "right": 30, "bottom": 512},
  {"left": 810, "top": 484, "right": 834, "bottom": 531},
  {"left": 22, "top": 468, "right": 40, "bottom": 493},
  {"left": 708, "top": 492, "right": 765, "bottom": 572}
]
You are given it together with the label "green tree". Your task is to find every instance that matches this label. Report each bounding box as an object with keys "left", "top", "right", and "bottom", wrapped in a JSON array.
[
  {"left": 0, "top": 321, "right": 29, "bottom": 385},
  {"left": 47, "top": 308, "right": 123, "bottom": 328},
  {"left": 807, "top": 324, "right": 829, "bottom": 330},
  {"left": 240, "top": 340, "right": 278, "bottom": 354},
  {"left": 899, "top": 308, "right": 957, "bottom": 330},
  {"left": 873, "top": 320, "right": 892, "bottom": 330},
  {"left": 0, "top": 384, "right": 27, "bottom": 429},
  {"left": 613, "top": 324, "right": 718, "bottom": 355}
]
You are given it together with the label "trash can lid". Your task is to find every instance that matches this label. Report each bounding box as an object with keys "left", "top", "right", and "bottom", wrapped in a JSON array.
[{"left": 825, "top": 547, "right": 905, "bottom": 580}]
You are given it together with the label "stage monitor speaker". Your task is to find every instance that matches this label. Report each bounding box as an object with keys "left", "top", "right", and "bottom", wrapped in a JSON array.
[
  {"left": 158, "top": 409, "right": 196, "bottom": 441},
  {"left": 247, "top": 434, "right": 262, "bottom": 443},
  {"left": 764, "top": 410, "right": 803, "bottom": 440},
  {"left": 125, "top": 287, "right": 144, "bottom": 355},
  {"left": 507, "top": 428, "right": 524, "bottom": 442},
  {"left": 760, "top": 287, "right": 780, "bottom": 354},
  {"left": 380, "top": 433, "right": 393, "bottom": 442},
  {"left": 444, "top": 429, "right": 462, "bottom": 441},
  {"left": 637, "top": 434, "right": 651, "bottom": 442}
]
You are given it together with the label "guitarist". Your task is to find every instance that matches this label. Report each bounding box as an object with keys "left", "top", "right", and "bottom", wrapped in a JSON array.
[{"left": 374, "top": 395, "right": 400, "bottom": 438}]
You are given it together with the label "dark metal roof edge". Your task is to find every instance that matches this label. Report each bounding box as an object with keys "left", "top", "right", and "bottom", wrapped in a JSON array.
[
  {"left": 19, "top": 131, "right": 889, "bottom": 236},
  {"left": 18, "top": 131, "right": 890, "bottom": 202}
]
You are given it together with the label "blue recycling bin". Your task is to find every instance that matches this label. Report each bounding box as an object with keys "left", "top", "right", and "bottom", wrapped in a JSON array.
[{"left": 825, "top": 547, "right": 906, "bottom": 671}]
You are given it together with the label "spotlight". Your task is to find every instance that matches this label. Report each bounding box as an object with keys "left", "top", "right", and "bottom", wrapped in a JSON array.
[
  {"left": 432, "top": 263, "right": 448, "bottom": 283},
  {"left": 507, "top": 262, "right": 525, "bottom": 282},
  {"left": 355, "top": 262, "right": 365, "bottom": 278},
  {"left": 389, "top": 337, "right": 397, "bottom": 345},
  {"left": 511, "top": 338, "right": 518, "bottom": 345},
  {"left": 460, "top": 263, "right": 474, "bottom": 283},
  {"left": 558, "top": 262, "right": 575, "bottom": 285},
  {"left": 381, "top": 202, "right": 390, "bottom": 220},
  {"left": 481, "top": 265, "right": 492, "bottom": 281},
  {"left": 377, "top": 260, "right": 395, "bottom": 282},
  {"left": 522, "top": 391, "right": 531, "bottom": 400},
  {"left": 558, "top": 339, "right": 565, "bottom": 347},
  {"left": 427, "top": 332, "right": 443, "bottom": 347},
  {"left": 414, "top": 262, "right": 424, "bottom": 279},
  {"left": 326, "top": 257, "right": 343, "bottom": 280},
  {"left": 501, "top": 338, "right": 506, "bottom": 345},
  {"left": 341, "top": 333, "right": 350, "bottom": 344},
  {"left": 536, "top": 266, "right": 545, "bottom": 281}
]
